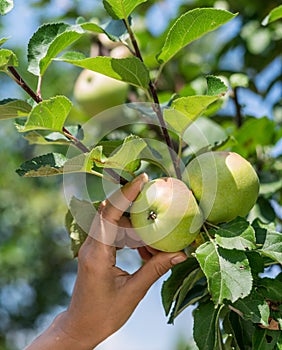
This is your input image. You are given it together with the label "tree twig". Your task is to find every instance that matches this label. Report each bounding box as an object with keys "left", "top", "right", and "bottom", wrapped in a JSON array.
[
  {"left": 7, "top": 66, "right": 128, "bottom": 184},
  {"left": 7, "top": 66, "right": 42, "bottom": 103},
  {"left": 233, "top": 87, "right": 243, "bottom": 128},
  {"left": 123, "top": 19, "right": 181, "bottom": 180}
]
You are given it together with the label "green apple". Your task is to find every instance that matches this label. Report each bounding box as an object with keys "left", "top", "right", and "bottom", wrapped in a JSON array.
[
  {"left": 130, "top": 177, "right": 204, "bottom": 252},
  {"left": 74, "top": 69, "right": 128, "bottom": 116},
  {"left": 184, "top": 151, "right": 260, "bottom": 224}
]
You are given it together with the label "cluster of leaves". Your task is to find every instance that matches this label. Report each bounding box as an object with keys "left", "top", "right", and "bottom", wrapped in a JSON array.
[
  {"left": 162, "top": 217, "right": 282, "bottom": 349},
  {"left": 0, "top": 0, "right": 282, "bottom": 349}
]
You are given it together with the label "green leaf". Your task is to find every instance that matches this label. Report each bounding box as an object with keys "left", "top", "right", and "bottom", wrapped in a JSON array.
[
  {"left": 161, "top": 258, "right": 199, "bottom": 316},
  {"left": 259, "top": 179, "right": 282, "bottom": 196},
  {"left": 55, "top": 53, "right": 150, "bottom": 89},
  {"left": 228, "top": 312, "right": 255, "bottom": 349},
  {"left": 252, "top": 219, "right": 282, "bottom": 264},
  {"left": 222, "top": 311, "right": 244, "bottom": 350},
  {"left": 99, "top": 17, "right": 130, "bottom": 41},
  {"left": 258, "top": 277, "right": 282, "bottom": 302},
  {"left": 92, "top": 135, "right": 146, "bottom": 173},
  {"left": 140, "top": 138, "right": 175, "bottom": 175},
  {"left": 0, "top": 99, "right": 32, "bottom": 119},
  {"left": 69, "top": 197, "right": 96, "bottom": 233},
  {"left": 0, "top": 0, "right": 13, "bottom": 15},
  {"left": 196, "top": 241, "right": 253, "bottom": 305},
  {"left": 261, "top": 246, "right": 282, "bottom": 267},
  {"left": 103, "top": 0, "right": 147, "bottom": 19},
  {"left": 0, "top": 37, "right": 9, "bottom": 46},
  {"left": 250, "top": 197, "right": 276, "bottom": 224},
  {"left": 101, "top": 134, "right": 146, "bottom": 172},
  {"left": 27, "top": 22, "right": 87, "bottom": 76},
  {"left": 230, "top": 73, "right": 249, "bottom": 89},
  {"left": 211, "top": 217, "right": 257, "bottom": 251},
  {"left": 253, "top": 329, "right": 281, "bottom": 350},
  {"left": 0, "top": 48, "right": 18, "bottom": 70},
  {"left": 65, "top": 135, "right": 146, "bottom": 175},
  {"left": 127, "top": 101, "right": 170, "bottom": 119},
  {"left": 262, "top": 5, "right": 282, "bottom": 25},
  {"left": 247, "top": 251, "right": 265, "bottom": 278},
  {"left": 80, "top": 18, "right": 129, "bottom": 42},
  {"left": 193, "top": 300, "right": 220, "bottom": 350},
  {"left": 65, "top": 196, "right": 100, "bottom": 256},
  {"left": 232, "top": 290, "right": 270, "bottom": 326},
  {"left": 181, "top": 117, "right": 228, "bottom": 156},
  {"left": 65, "top": 197, "right": 95, "bottom": 257},
  {"left": 24, "top": 131, "right": 70, "bottom": 145},
  {"left": 16, "top": 153, "right": 67, "bottom": 177},
  {"left": 232, "top": 117, "right": 276, "bottom": 158},
  {"left": 164, "top": 95, "right": 219, "bottom": 135},
  {"left": 65, "top": 209, "right": 88, "bottom": 258},
  {"left": 206, "top": 75, "right": 228, "bottom": 96},
  {"left": 24, "top": 125, "right": 83, "bottom": 145},
  {"left": 157, "top": 8, "right": 237, "bottom": 65},
  {"left": 168, "top": 270, "right": 207, "bottom": 323},
  {"left": 18, "top": 96, "right": 72, "bottom": 133},
  {"left": 169, "top": 278, "right": 208, "bottom": 323}
]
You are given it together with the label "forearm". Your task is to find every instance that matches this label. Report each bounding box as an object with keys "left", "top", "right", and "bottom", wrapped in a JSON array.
[{"left": 24, "top": 312, "right": 97, "bottom": 350}]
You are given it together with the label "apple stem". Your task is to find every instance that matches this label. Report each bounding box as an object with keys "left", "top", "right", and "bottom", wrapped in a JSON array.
[
  {"left": 6, "top": 66, "right": 128, "bottom": 185},
  {"left": 147, "top": 211, "right": 157, "bottom": 220},
  {"left": 123, "top": 19, "right": 182, "bottom": 180},
  {"left": 205, "top": 222, "right": 220, "bottom": 230},
  {"left": 203, "top": 224, "right": 216, "bottom": 243}
]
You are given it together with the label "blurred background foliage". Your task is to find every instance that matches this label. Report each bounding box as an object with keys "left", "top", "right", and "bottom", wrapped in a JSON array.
[{"left": 0, "top": 0, "right": 281, "bottom": 349}]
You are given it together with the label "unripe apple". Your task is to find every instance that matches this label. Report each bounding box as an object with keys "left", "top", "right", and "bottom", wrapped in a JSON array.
[
  {"left": 184, "top": 151, "right": 260, "bottom": 224},
  {"left": 74, "top": 70, "right": 128, "bottom": 116},
  {"left": 130, "top": 177, "right": 204, "bottom": 252}
]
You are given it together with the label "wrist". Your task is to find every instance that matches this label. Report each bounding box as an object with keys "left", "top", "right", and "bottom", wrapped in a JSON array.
[{"left": 25, "top": 312, "right": 96, "bottom": 350}]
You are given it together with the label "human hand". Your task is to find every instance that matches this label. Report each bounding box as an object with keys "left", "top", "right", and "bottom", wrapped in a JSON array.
[{"left": 25, "top": 173, "right": 187, "bottom": 350}]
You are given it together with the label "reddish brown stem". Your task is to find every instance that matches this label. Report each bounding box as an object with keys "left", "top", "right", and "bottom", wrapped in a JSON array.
[
  {"left": 8, "top": 66, "right": 42, "bottom": 103},
  {"left": 123, "top": 20, "right": 181, "bottom": 179},
  {"left": 7, "top": 66, "right": 128, "bottom": 184}
]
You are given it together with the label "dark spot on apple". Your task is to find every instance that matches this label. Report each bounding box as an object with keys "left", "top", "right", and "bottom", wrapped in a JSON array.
[{"left": 147, "top": 210, "right": 157, "bottom": 220}]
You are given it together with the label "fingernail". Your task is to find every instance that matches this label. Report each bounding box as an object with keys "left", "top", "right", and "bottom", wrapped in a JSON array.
[
  {"left": 132, "top": 173, "right": 149, "bottom": 184},
  {"left": 171, "top": 254, "right": 187, "bottom": 265}
]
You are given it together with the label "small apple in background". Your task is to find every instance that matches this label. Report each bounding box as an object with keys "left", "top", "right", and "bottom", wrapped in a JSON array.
[
  {"left": 73, "top": 71, "right": 128, "bottom": 116},
  {"left": 184, "top": 151, "right": 260, "bottom": 224},
  {"left": 73, "top": 41, "right": 130, "bottom": 117},
  {"left": 130, "top": 177, "right": 203, "bottom": 252}
]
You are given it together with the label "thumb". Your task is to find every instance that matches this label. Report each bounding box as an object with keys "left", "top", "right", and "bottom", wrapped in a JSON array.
[{"left": 128, "top": 252, "right": 187, "bottom": 297}]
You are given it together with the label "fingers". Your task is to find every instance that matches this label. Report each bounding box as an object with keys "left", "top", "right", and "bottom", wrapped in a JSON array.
[
  {"left": 86, "top": 173, "right": 148, "bottom": 260},
  {"left": 101, "top": 173, "right": 148, "bottom": 224},
  {"left": 137, "top": 246, "right": 153, "bottom": 262},
  {"left": 127, "top": 251, "right": 187, "bottom": 298}
]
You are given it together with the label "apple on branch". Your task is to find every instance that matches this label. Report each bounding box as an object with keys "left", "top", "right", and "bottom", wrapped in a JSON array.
[
  {"left": 130, "top": 177, "right": 204, "bottom": 252},
  {"left": 73, "top": 43, "right": 130, "bottom": 117},
  {"left": 184, "top": 151, "right": 260, "bottom": 224},
  {"left": 73, "top": 71, "right": 128, "bottom": 117}
]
